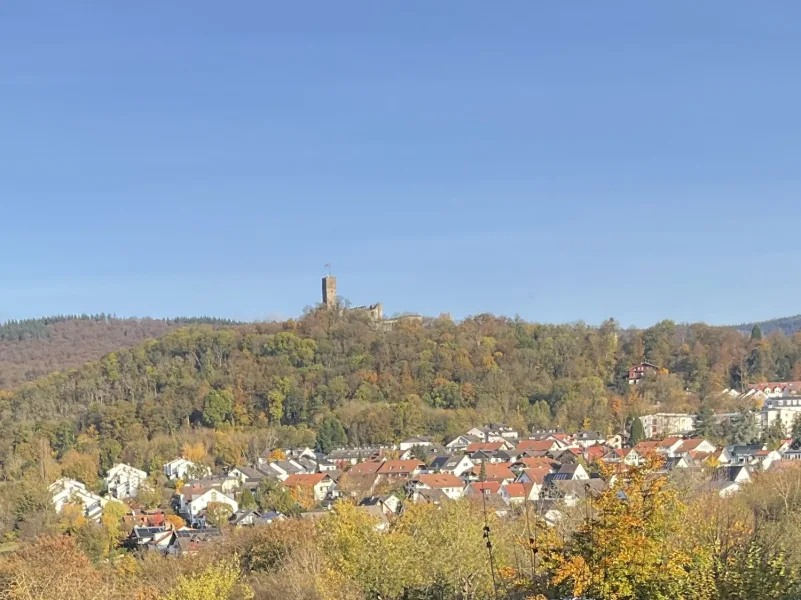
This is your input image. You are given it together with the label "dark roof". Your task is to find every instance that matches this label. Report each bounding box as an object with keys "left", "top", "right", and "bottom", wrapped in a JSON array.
[{"left": 712, "top": 466, "right": 749, "bottom": 483}]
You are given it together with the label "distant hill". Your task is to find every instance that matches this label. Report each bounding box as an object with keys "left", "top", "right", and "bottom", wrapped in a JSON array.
[
  {"left": 734, "top": 315, "right": 801, "bottom": 337},
  {"left": 0, "top": 314, "right": 241, "bottom": 389}
]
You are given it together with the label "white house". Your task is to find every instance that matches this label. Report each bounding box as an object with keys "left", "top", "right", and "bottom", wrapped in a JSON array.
[
  {"left": 399, "top": 436, "right": 435, "bottom": 451},
  {"left": 639, "top": 413, "right": 697, "bottom": 438},
  {"left": 711, "top": 466, "right": 751, "bottom": 497},
  {"left": 50, "top": 478, "right": 107, "bottom": 521},
  {"left": 104, "top": 463, "right": 148, "bottom": 499},
  {"left": 445, "top": 434, "right": 481, "bottom": 451},
  {"left": 283, "top": 473, "right": 336, "bottom": 503},
  {"left": 428, "top": 454, "right": 474, "bottom": 477},
  {"left": 163, "top": 458, "right": 211, "bottom": 481},
  {"left": 498, "top": 482, "right": 537, "bottom": 506},
  {"left": 180, "top": 487, "right": 238, "bottom": 525}
]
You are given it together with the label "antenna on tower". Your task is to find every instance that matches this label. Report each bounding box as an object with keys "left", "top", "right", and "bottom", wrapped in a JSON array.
[{"left": 325, "top": 263, "right": 332, "bottom": 277}]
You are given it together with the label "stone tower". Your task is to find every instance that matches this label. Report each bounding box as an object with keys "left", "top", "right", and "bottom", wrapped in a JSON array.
[{"left": 322, "top": 275, "right": 337, "bottom": 309}]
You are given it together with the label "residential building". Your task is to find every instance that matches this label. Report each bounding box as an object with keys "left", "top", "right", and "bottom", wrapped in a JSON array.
[
  {"left": 469, "top": 463, "right": 516, "bottom": 484},
  {"left": 104, "top": 463, "right": 148, "bottom": 499},
  {"left": 710, "top": 466, "right": 751, "bottom": 497},
  {"left": 639, "top": 413, "right": 697, "bottom": 438},
  {"left": 283, "top": 473, "right": 336, "bottom": 503},
  {"left": 377, "top": 460, "right": 425, "bottom": 479},
  {"left": 499, "top": 482, "right": 536, "bottom": 506},
  {"left": 399, "top": 436, "right": 435, "bottom": 451},
  {"left": 445, "top": 434, "right": 481, "bottom": 452},
  {"left": 50, "top": 478, "right": 107, "bottom": 521},
  {"left": 179, "top": 487, "right": 239, "bottom": 526},
  {"left": 428, "top": 454, "right": 474, "bottom": 477},
  {"left": 359, "top": 495, "right": 401, "bottom": 516},
  {"left": 163, "top": 458, "right": 210, "bottom": 481},
  {"left": 407, "top": 474, "right": 464, "bottom": 501},
  {"left": 628, "top": 362, "right": 660, "bottom": 384}
]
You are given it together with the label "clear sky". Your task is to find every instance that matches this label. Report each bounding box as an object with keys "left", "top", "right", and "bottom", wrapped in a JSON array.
[{"left": 2, "top": 3, "right": 801, "bottom": 327}]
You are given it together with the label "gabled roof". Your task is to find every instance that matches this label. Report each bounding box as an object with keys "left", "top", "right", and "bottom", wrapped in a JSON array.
[
  {"left": 471, "top": 463, "right": 515, "bottom": 482},
  {"left": 516, "top": 439, "right": 557, "bottom": 452},
  {"left": 501, "top": 483, "right": 527, "bottom": 498},
  {"left": 412, "top": 473, "right": 463, "bottom": 489},
  {"left": 513, "top": 457, "right": 559, "bottom": 471},
  {"left": 676, "top": 438, "right": 713, "bottom": 454},
  {"left": 466, "top": 441, "right": 506, "bottom": 453},
  {"left": 468, "top": 481, "right": 501, "bottom": 495},
  {"left": 377, "top": 460, "right": 425, "bottom": 475},
  {"left": 283, "top": 473, "right": 330, "bottom": 487},
  {"left": 348, "top": 461, "right": 383, "bottom": 476}
]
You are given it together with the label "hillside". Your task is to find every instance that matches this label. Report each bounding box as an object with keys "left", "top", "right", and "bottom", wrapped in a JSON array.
[
  {"left": 0, "top": 315, "right": 240, "bottom": 389},
  {"left": 735, "top": 314, "right": 801, "bottom": 337},
  {"left": 2, "top": 311, "right": 797, "bottom": 454}
]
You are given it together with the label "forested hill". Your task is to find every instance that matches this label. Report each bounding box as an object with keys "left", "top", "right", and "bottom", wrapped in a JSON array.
[
  {"left": 735, "top": 315, "right": 801, "bottom": 337},
  {"left": 0, "top": 315, "right": 240, "bottom": 390},
  {"left": 4, "top": 310, "right": 801, "bottom": 454}
]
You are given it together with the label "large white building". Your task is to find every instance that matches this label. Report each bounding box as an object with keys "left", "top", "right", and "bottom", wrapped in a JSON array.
[
  {"left": 50, "top": 478, "right": 107, "bottom": 521},
  {"left": 760, "top": 396, "right": 801, "bottom": 433},
  {"left": 104, "top": 463, "right": 148, "bottom": 499},
  {"left": 638, "top": 413, "right": 696, "bottom": 438}
]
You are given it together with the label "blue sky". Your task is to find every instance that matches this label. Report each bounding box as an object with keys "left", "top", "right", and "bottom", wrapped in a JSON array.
[{"left": 2, "top": 2, "right": 801, "bottom": 327}]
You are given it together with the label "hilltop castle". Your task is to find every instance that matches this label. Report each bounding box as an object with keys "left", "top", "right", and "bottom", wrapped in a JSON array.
[{"left": 321, "top": 275, "right": 384, "bottom": 321}]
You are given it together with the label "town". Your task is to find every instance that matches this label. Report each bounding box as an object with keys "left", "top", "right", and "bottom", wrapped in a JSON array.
[{"left": 46, "top": 376, "right": 801, "bottom": 557}]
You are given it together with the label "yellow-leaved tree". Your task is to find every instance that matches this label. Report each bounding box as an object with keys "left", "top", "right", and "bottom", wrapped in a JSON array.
[
  {"left": 163, "top": 557, "right": 251, "bottom": 600},
  {"left": 546, "top": 456, "right": 714, "bottom": 600}
]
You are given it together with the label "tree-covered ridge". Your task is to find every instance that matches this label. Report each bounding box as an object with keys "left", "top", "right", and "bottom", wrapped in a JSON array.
[
  {"left": 0, "top": 314, "right": 241, "bottom": 341},
  {"left": 0, "top": 315, "right": 244, "bottom": 389},
  {"left": 735, "top": 314, "right": 801, "bottom": 337},
  {"left": 3, "top": 308, "right": 801, "bottom": 452}
]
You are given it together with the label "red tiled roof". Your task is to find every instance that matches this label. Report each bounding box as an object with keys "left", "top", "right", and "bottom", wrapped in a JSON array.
[
  {"left": 468, "top": 481, "right": 501, "bottom": 495},
  {"left": 585, "top": 446, "right": 606, "bottom": 462},
  {"left": 471, "top": 464, "right": 515, "bottom": 482},
  {"left": 502, "top": 483, "right": 527, "bottom": 498},
  {"left": 515, "top": 457, "right": 557, "bottom": 471},
  {"left": 516, "top": 439, "right": 556, "bottom": 452},
  {"left": 677, "top": 438, "right": 713, "bottom": 454},
  {"left": 658, "top": 437, "right": 682, "bottom": 448},
  {"left": 522, "top": 469, "right": 549, "bottom": 485},
  {"left": 377, "top": 460, "right": 425, "bottom": 475},
  {"left": 348, "top": 461, "right": 382, "bottom": 475},
  {"left": 284, "top": 473, "right": 328, "bottom": 487},
  {"left": 413, "top": 473, "right": 463, "bottom": 489},
  {"left": 466, "top": 442, "right": 505, "bottom": 453}
]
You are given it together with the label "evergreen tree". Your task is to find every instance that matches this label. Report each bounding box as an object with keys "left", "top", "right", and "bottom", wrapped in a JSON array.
[
  {"left": 695, "top": 405, "right": 716, "bottom": 438},
  {"left": 630, "top": 417, "right": 646, "bottom": 445},
  {"left": 751, "top": 324, "right": 763, "bottom": 341},
  {"left": 240, "top": 488, "right": 256, "bottom": 509},
  {"left": 764, "top": 419, "right": 786, "bottom": 450},
  {"left": 792, "top": 414, "right": 801, "bottom": 450},
  {"left": 479, "top": 461, "right": 487, "bottom": 482},
  {"left": 316, "top": 416, "right": 347, "bottom": 454}
]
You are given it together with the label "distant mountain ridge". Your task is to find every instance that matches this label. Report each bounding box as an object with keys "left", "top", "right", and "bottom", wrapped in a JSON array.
[
  {"left": 0, "top": 314, "right": 243, "bottom": 390},
  {"left": 734, "top": 315, "right": 801, "bottom": 337}
]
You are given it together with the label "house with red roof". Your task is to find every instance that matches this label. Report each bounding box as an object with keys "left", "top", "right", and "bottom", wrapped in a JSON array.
[
  {"left": 466, "top": 441, "right": 514, "bottom": 453},
  {"left": 347, "top": 461, "right": 383, "bottom": 476},
  {"left": 675, "top": 438, "right": 716, "bottom": 456},
  {"left": 407, "top": 473, "right": 464, "bottom": 500},
  {"left": 469, "top": 463, "right": 516, "bottom": 484},
  {"left": 464, "top": 481, "right": 502, "bottom": 499},
  {"left": 499, "top": 482, "right": 537, "bottom": 505},
  {"left": 283, "top": 473, "right": 335, "bottom": 503},
  {"left": 516, "top": 439, "right": 560, "bottom": 453},
  {"left": 377, "top": 460, "right": 425, "bottom": 479}
]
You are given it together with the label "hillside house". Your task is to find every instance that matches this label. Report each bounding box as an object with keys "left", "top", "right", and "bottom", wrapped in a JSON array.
[
  {"left": 163, "top": 458, "right": 210, "bottom": 481},
  {"left": 445, "top": 434, "right": 481, "bottom": 452},
  {"left": 639, "top": 413, "right": 697, "bottom": 438},
  {"left": 283, "top": 473, "right": 336, "bottom": 503},
  {"left": 399, "top": 436, "right": 435, "bottom": 451},
  {"left": 499, "top": 482, "right": 537, "bottom": 506},
  {"left": 50, "top": 478, "right": 107, "bottom": 521},
  {"left": 104, "top": 463, "right": 148, "bottom": 499},
  {"left": 179, "top": 487, "right": 239, "bottom": 526},
  {"left": 469, "top": 463, "right": 516, "bottom": 484},
  {"left": 628, "top": 362, "right": 660, "bottom": 384}
]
